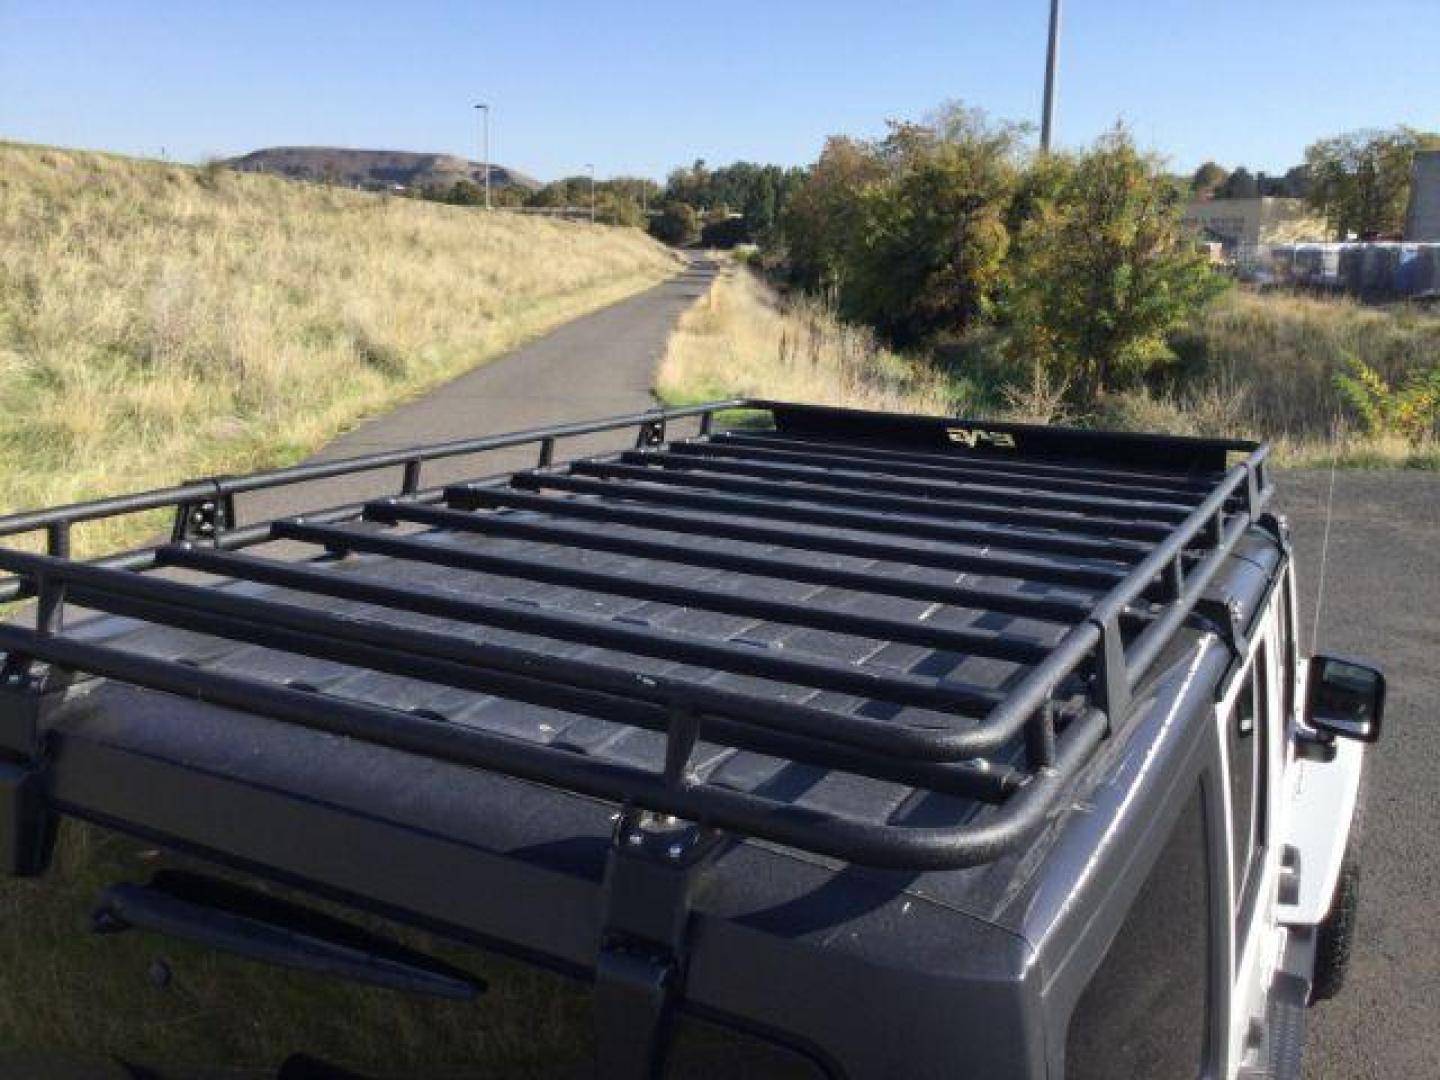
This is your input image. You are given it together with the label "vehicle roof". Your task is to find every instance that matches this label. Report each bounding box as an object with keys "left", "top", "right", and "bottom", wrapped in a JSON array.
[{"left": 39, "top": 521, "right": 1281, "bottom": 993}]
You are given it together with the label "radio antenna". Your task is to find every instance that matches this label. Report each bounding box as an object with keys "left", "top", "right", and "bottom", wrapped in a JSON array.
[{"left": 1310, "top": 417, "right": 1342, "bottom": 656}]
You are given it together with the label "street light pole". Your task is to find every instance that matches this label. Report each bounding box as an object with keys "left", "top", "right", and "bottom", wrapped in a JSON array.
[
  {"left": 1040, "top": 0, "right": 1062, "bottom": 153},
  {"left": 474, "top": 103, "right": 491, "bottom": 210},
  {"left": 586, "top": 163, "right": 596, "bottom": 224}
]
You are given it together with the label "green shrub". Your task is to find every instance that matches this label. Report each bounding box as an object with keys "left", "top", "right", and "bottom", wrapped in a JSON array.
[
  {"left": 1005, "top": 127, "right": 1228, "bottom": 405},
  {"left": 1334, "top": 355, "right": 1440, "bottom": 443}
]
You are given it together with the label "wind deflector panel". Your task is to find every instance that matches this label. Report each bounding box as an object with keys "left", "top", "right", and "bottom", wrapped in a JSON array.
[
  {"left": 765, "top": 400, "right": 1250, "bottom": 474},
  {"left": 0, "top": 399, "right": 1272, "bottom": 871}
]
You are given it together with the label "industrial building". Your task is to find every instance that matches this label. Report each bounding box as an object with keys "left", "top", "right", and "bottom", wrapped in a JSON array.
[
  {"left": 1180, "top": 196, "right": 1326, "bottom": 250},
  {"left": 1405, "top": 150, "right": 1440, "bottom": 241}
]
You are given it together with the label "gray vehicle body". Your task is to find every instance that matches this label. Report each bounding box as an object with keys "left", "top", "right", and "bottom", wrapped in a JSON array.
[{"left": 0, "top": 402, "right": 1370, "bottom": 1078}]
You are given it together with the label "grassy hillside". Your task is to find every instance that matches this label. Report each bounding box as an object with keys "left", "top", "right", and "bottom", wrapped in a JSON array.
[
  {"left": 661, "top": 265, "right": 1440, "bottom": 468},
  {"left": 0, "top": 141, "right": 679, "bottom": 551}
]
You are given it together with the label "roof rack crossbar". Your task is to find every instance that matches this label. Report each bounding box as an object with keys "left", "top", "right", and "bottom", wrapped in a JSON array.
[
  {"left": 709, "top": 430, "right": 1223, "bottom": 493},
  {"left": 449, "top": 485, "right": 1129, "bottom": 591},
  {"left": 522, "top": 470, "right": 1142, "bottom": 568},
  {"left": 597, "top": 454, "right": 1175, "bottom": 541},
  {"left": 658, "top": 443, "right": 1202, "bottom": 518},
  {"left": 4, "top": 554, "right": 1008, "bottom": 767},
  {"left": 0, "top": 622, "right": 1107, "bottom": 869},
  {"left": 0, "top": 549, "right": 1008, "bottom": 726},
  {"left": 361, "top": 503, "right": 1098, "bottom": 624},
  {"left": 53, "top": 592, "right": 1012, "bottom": 800},
  {"left": 571, "top": 460, "right": 1153, "bottom": 560},
  {"left": 188, "top": 528, "right": 1056, "bottom": 666}
]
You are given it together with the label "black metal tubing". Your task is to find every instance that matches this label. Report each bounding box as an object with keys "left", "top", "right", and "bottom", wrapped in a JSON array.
[
  {"left": 51, "top": 587, "right": 1009, "bottom": 798},
  {"left": 573, "top": 459, "right": 1154, "bottom": 558},
  {"left": 516, "top": 471, "right": 1141, "bottom": 570},
  {"left": 602, "top": 452, "right": 1183, "bottom": 541},
  {"left": 980, "top": 455, "right": 1270, "bottom": 749},
  {"left": 709, "top": 430, "right": 1221, "bottom": 495},
  {"left": 0, "top": 398, "right": 1276, "bottom": 869},
  {"left": 607, "top": 452, "right": 1178, "bottom": 541},
  {"left": 0, "top": 401, "right": 745, "bottom": 544},
  {"left": 359, "top": 503, "right": 1099, "bottom": 624},
  {"left": 654, "top": 443, "right": 1201, "bottom": 520},
  {"left": 0, "top": 624, "right": 1105, "bottom": 870},
  {"left": 450, "top": 485, "right": 1129, "bottom": 591},
  {"left": 242, "top": 525, "right": 1052, "bottom": 664},
  {"left": 0, "top": 548, "right": 1006, "bottom": 726}
]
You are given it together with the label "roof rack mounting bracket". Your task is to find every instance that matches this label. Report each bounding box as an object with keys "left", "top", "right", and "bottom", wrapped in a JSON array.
[
  {"left": 171, "top": 477, "right": 236, "bottom": 547},
  {"left": 0, "top": 668, "right": 59, "bottom": 877},
  {"left": 1090, "top": 612, "right": 1131, "bottom": 732},
  {"left": 1258, "top": 511, "right": 1290, "bottom": 549},
  {"left": 595, "top": 805, "right": 723, "bottom": 1079},
  {"left": 635, "top": 414, "right": 667, "bottom": 450},
  {"left": 1192, "top": 595, "right": 1247, "bottom": 657},
  {"left": 0, "top": 759, "right": 54, "bottom": 877}
]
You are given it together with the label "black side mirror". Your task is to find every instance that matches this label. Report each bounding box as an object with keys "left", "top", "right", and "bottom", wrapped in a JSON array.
[{"left": 1306, "top": 655, "right": 1385, "bottom": 743}]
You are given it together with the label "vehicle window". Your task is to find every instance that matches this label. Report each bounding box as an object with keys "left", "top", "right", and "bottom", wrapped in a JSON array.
[
  {"left": 1065, "top": 785, "right": 1210, "bottom": 1079},
  {"left": 1229, "top": 643, "right": 1269, "bottom": 911}
]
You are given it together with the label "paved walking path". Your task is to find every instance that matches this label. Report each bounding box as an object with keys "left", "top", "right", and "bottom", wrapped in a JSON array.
[{"left": 238, "top": 257, "right": 716, "bottom": 524}]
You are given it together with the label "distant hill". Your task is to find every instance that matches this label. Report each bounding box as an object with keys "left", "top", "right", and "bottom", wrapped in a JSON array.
[{"left": 223, "top": 147, "right": 540, "bottom": 193}]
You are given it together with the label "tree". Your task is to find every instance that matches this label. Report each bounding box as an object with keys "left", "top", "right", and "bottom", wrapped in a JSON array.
[
  {"left": 1006, "top": 126, "right": 1228, "bottom": 405},
  {"left": 1304, "top": 127, "right": 1440, "bottom": 239},
  {"left": 665, "top": 159, "right": 710, "bottom": 208},
  {"left": 781, "top": 103, "right": 1026, "bottom": 345},
  {"left": 1190, "top": 161, "right": 1229, "bottom": 197},
  {"left": 780, "top": 136, "right": 885, "bottom": 292},
  {"left": 843, "top": 108, "right": 1024, "bottom": 343},
  {"left": 595, "top": 189, "right": 644, "bottom": 228},
  {"left": 443, "top": 179, "right": 485, "bottom": 206},
  {"left": 650, "top": 202, "right": 700, "bottom": 246},
  {"left": 1218, "top": 166, "right": 1259, "bottom": 199},
  {"left": 700, "top": 215, "right": 750, "bottom": 248}
]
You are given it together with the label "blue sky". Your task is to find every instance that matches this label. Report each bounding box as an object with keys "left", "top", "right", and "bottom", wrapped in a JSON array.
[{"left": 2, "top": 1, "right": 1435, "bottom": 182}]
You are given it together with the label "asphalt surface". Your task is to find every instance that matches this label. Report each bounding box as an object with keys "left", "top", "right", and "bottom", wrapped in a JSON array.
[
  {"left": 237, "top": 257, "right": 716, "bottom": 524},
  {"left": 1278, "top": 470, "right": 1440, "bottom": 1079}
]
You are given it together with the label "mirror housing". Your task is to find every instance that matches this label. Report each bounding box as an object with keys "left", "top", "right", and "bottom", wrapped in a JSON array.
[{"left": 1306, "top": 655, "right": 1385, "bottom": 744}]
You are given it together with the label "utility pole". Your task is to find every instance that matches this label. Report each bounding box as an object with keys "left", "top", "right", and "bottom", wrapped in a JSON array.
[
  {"left": 586, "top": 163, "right": 596, "bottom": 224},
  {"left": 1040, "top": 0, "right": 1062, "bottom": 153},
  {"left": 474, "top": 103, "right": 491, "bottom": 209}
]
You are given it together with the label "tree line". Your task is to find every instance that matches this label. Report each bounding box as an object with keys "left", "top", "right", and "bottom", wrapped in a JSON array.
[
  {"left": 419, "top": 112, "right": 1437, "bottom": 409},
  {"left": 415, "top": 160, "right": 807, "bottom": 243},
  {"left": 1189, "top": 126, "right": 1440, "bottom": 239},
  {"left": 773, "top": 104, "right": 1226, "bottom": 405}
]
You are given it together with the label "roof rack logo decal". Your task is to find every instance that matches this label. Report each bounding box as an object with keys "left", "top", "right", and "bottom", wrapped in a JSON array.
[{"left": 945, "top": 427, "right": 1017, "bottom": 450}]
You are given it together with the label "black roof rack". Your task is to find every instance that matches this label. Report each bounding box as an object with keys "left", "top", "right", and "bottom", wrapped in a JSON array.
[{"left": 0, "top": 400, "right": 1272, "bottom": 870}]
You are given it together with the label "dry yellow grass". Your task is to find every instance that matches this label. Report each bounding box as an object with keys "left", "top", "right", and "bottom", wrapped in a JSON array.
[
  {"left": 0, "top": 142, "right": 679, "bottom": 552},
  {"left": 1171, "top": 288, "right": 1440, "bottom": 439},
  {"left": 657, "top": 262, "right": 954, "bottom": 413}
]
